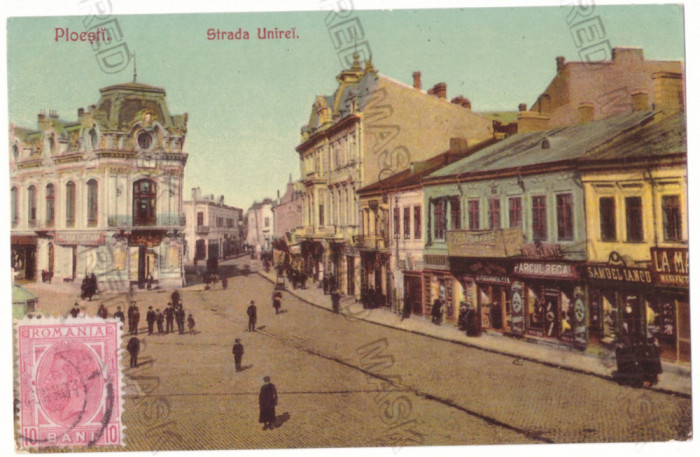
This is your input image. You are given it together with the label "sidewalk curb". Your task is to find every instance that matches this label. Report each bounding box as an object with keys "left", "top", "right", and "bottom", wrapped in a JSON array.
[{"left": 256, "top": 271, "right": 691, "bottom": 398}]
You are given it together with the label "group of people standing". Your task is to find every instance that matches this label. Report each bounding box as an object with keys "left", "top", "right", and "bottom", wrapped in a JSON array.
[
  {"left": 80, "top": 273, "right": 98, "bottom": 301},
  {"left": 145, "top": 303, "right": 195, "bottom": 336}
]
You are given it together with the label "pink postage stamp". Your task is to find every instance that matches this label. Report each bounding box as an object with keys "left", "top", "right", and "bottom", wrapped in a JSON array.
[{"left": 16, "top": 318, "right": 123, "bottom": 449}]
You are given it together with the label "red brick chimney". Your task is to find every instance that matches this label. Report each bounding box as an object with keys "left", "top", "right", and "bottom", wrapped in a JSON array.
[
  {"left": 450, "top": 96, "right": 471, "bottom": 110},
  {"left": 412, "top": 71, "right": 422, "bottom": 89},
  {"left": 556, "top": 56, "right": 566, "bottom": 72},
  {"left": 428, "top": 82, "right": 447, "bottom": 99}
]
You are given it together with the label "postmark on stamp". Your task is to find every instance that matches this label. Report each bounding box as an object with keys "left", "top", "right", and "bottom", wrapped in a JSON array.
[{"left": 16, "top": 318, "right": 123, "bottom": 449}]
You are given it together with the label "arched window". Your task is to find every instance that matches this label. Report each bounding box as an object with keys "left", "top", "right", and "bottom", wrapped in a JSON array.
[
  {"left": 45, "top": 184, "right": 55, "bottom": 226},
  {"left": 12, "top": 144, "right": 19, "bottom": 161},
  {"left": 133, "top": 179, "right": 157, "bottom": 226},
  {"left": 27, "top": 185, "right": 37, "bottom": 226},
  {"left": 66, "top": 181, "right": 76, "bottom": 227},
  {"left": 11, "top": 187, "right": 18, "bottom": 226},
  {"left": 87, "top": 179, "right": 98, "bottom": 226}
]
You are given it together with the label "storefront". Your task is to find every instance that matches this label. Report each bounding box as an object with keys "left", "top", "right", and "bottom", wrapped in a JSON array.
[
  {"left": 11, "top": 235, "right": 37, "bottom": 281},
  {"left": 511, "top": 260, "right": 586, "bottom": 349},
  {"left": 583, "top": 254, "right": 655, "bottom": 351},
  {"left": 649, "top": 247, "right": 690, "bottom": 363},
  {"left": 403, "top": 272, "right": 424, "bottom": 315},
  {"left": 129, "top": 230, "right": 166, "bottom": 287}
]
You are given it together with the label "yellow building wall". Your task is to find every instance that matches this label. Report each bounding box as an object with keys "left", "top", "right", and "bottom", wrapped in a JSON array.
[
  {"left": 583, "top": 164, "right": 687, "bottom": 263},
  {"left": 361, "top": 77, "right": 494, "bottom": 186}
]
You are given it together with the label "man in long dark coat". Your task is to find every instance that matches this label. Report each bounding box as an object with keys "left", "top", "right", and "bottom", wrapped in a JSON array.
[
  {"left": 127, "top": 337, "right": 140, "bottom": 368},
  {"left": 156, "top": 309, "right": 164, "bottom": 334},
  {"left": 127, "top": 302, "right": 137, "bottom": 333},
  {"left": 232, "top": 338, "right": 244, "bottom": 372},
  {"left": 131, "top": 305, "right": 141, "bottom": 335},
  {"left": 258, "top": 376, "right": 278, "bottom": 430},
  {"left": 146, "top": 306, "right": 156, "bottom": 335},
  {"left": 175, "top": 305, "right": 186, "bottom": 335},
  {"left": 70, "top": 302, "right": 80, "bottom": 318},
  {"left": 164, "top": 303, "right": 174, "bottom": 334},
  {"left": 247, "top": 301, "right": 257, "bottom": 332},
  {"left": 113, "top": 306, "right": 125, "bottom": 325}
]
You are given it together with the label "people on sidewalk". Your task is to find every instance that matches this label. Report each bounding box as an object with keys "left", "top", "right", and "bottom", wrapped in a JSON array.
[
  {"left": 431, "top": 298, "right": 444, "bottom": 325},
  {"left": 146, "top": 306, "right": 156, "bottom": 335},
  {"left": 273, "top": 292, "right": 282, "bottom": 314}
]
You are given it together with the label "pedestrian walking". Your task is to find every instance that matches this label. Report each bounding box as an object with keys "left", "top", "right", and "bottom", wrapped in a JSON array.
[
  {"left": 247, "top": 301, "right": 257, "bottom": 332},
  {"left": 175, "top": 305, "right": 186, "bottom": 335},
  {"left": 259, "top": 376, "right": 278, "bottom": 430},
  {"left": 127, "top": 302, "right": 137, "bottom": 333},
  {"left": 69, "top": 302, "right": 80, "bottom": 318},
  {"left": 331, "top": 290, "right": 341, "bottom": 313},
  {"left": 221, "top": 276, "right": 228, "bottom": 290},
  {"left": 146, "top": 306, "right": 156, "bottom": 335},
  {"left": 113, "top": 306, "right": 125, "bottom": 324},
  {"left": 131, "top": 305, "right": 141, "bottom": 335},
  {"left": 164, "top": 303, "right": 174, "bottom": 334},
  {"left": 156, "top": 309, "right": 164, "bottom": 334},
  {"left": 272, "top": 292, "right": 282, "bottom": 314},
  {"left": 232, "top": 338, "right": 244, "bottom": 372},
  {"left": 402, "top": 298, "right": 411, "bottom": 320},
  {"left": 431, "top": 298, "right": 444, "bottom": 325},
  {"left": 97, "top": 303, "right": 108, "bottom": 319},
  {"left": 187, "top": 314, "right": 196, "bottom": 334},
  {"left": 127, "top": 336, "right": 140, "bottom": 368}
]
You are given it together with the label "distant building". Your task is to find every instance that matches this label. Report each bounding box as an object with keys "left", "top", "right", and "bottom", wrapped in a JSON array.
[
  {"left": 183, "top": 187, "right": 243, "bottom": 264},
  {"left": 9, "top": 81, "right": 188, "bottom": 289},
  {"left": 272, "top": 175, "right": 303, "bottom": 241},
  {"left": 518, "top": 47, "right": 683, "bottom": 132},
  {"left": 246, "top": 199, "right": 274, "bottom": 253}
]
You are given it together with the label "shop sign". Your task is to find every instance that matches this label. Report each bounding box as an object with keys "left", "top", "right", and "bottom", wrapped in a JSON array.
[
  {"left": 513, "top": 261, "right": 578, "bottom": 279},
  {"left": 510, "top": 282, "right": 524, "bottom": 335},
  {"left": 446, "top": 227, "right": 523, "bottom": 258},
  {"left": 55, "top": 231, "right": 105, "bottom": 246},
  {"left": 650, "top": 247, "right": 689, "bottom": 288},
  {"left": 129, "top": 231, "right": 165, "bottom": 247},
  {"left": 475, "top": 274, "right": 510, "bottom": 285},
  {"left": 584, "top": 264, "right": 652, "bottom": 284},
  {"left": 573, "top": 287, "right": 587, "bottom": 350},
  {"left": 11, "top": 235, "right": 37, "bottom": 245},
  {"left": 424, "top": 254, "right": 448, "bottom": 268},
  {"left": 521, "top": 242, "right": 563, "bottom": 259}
]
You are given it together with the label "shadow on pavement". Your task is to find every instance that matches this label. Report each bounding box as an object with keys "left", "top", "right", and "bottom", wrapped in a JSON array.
[{"left": 274, "top": 412, "right": 291, "bottom": 429}]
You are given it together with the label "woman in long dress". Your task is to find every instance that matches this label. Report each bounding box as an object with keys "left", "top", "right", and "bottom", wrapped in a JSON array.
[{"left": 259, "top": 376, "right": 278, "bottom": 430}]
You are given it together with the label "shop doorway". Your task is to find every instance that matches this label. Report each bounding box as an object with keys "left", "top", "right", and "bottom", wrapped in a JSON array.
[
  {"left": 405, "top": 275, "right": 423, "bottom": 315},
  {"left": 137, "top": 246, "right": 156, "bottom": 287},
  {"left": 478, "top": 284, "right": 509, "bottom": 331}
]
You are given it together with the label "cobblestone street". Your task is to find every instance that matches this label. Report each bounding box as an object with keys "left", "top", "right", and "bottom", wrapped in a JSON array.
[{"left": 19, "top": 258, "right": 692, "bottom": 450}]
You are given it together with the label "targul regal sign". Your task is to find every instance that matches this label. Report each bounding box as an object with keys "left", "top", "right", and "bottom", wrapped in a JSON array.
[{"left": 513, "top": 261, "right": 578, "bottom": 279}]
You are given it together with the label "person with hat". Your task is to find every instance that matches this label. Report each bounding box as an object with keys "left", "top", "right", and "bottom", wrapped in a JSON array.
[
  {"left": 232, "top": 338, "right": 244, "bottom": 372},
  {"left": 258, "top": 376, "right": 278, "bottom": 430},
  {"left": 130, "top": 304, "right": 141, "bottom": 335},
  {"left": 69, "top": 302, "right": 80, "bottom": 318},
  {"left": 156, "top": 308, "right": 164, "bottom": 334},
  {"left": 97, "top": 303, "right": 108, "bottom": 319},
  {"left": 113, "top": 306, "right": 125, "bottom": 325},
  {"left": 127, "top": 336, "right": 140, "bottom": 368},
  {"left": 247, "top": 301, "right": 257, "bottom": 332},
  {"left": 146, "top": 306, "right": 156, "bottom": 335},
  {"left": 164, "top": 303, "right": 175, "bottom": 334}
]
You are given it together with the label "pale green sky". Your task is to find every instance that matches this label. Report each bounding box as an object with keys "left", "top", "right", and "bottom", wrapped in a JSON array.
[{"left": 7, "top": 5, "right": 685, "bottom": 210}]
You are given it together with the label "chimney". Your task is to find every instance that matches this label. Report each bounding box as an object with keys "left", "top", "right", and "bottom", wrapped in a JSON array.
[
  {"left": 556, "top": 56, "right": 566, "bottom": 72},
  {"left": 518, "top": 103, "right": 527, "bottom": 112},
  {"left": 428, "top": 82, "right": 447, "bottom": 99},
  {"left": 631, "top": 91, "right": 649, "bottom": 111},
  {"left": 517, "top": 111, "right": 549, "bottom": 133},
  {"left": 49, "top": 109, "right": 59, "bottom": 119},
  {"left": 449, "top": 138, "right": 468, "bottom": 155},
  {"left": 78, "top": 107, "right": 85, "bottom": 118},
  {"left": 412, "top": 71, "right": 422, "bottom": 89},
  {"left": 612, "top": 47, "right": 644, "bottom": 65},
  {"left": 450, "top": 96, "right": 471, "bottom": 110},
  {"left": 652, "top": 71, "right": 684, "bottom": 114},
  {"left": 578, "top": 102, "right": 594, "bottom": 123}
]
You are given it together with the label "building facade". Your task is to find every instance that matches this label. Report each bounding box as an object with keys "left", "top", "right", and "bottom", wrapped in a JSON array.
[
  {"left": 10, "top": 81, "right": 189, "bottom": 289},
  {"left": 296, "top": 54, "right": 494, "bottom": 299},
  {"left": 183, "top": 187, "right": 243, "bottom": 264},
  {"left": 272, "top": 176, "right": 303, "bottom": 240},
  {"left": 245, "top": 199, "right": 274, "bottom": 254}
]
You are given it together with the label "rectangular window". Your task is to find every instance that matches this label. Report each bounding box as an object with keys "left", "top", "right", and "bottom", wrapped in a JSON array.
[
  {"left": 532, "top": 195, "right": 547, "bottom": 240},
  {"left": 468, "top": 199, "right": 479, "bottom": 230},
  {"left": 599, "top": 197, "right": 616, "bottom": 241},
  {"left": 556, "top": 193, "right": 574, "bottom": 240},
  {"left": 450, "top": 198, "right": 461, "bottom": 230},
  {"left": 403, "top": 207, "right": 411, "bottom": 239},
  {"left": 66, "top": 183, "right": 75, "bottom": 227},
  {"left": 508, "top": 197, "right": 522, "bottom": 228},
  {"left": 394, "top": 207, "right": 400, "bottom": 238},
  {"left": 318, "top": 205, "right": 324, "bottom": 226},
  {"left": 662, "top": 195, "right": 682, "bottom": 241},
  {"left": 414, "top": 206, "right": 421, "bottom": 239},
  {"left": 433, "top": 199, "right": 446, "bottom": 240},
  {"left": 625, "top": 196, "right": 644, "bottom": 242},
  {"left": 197, "top": 212, "right": 204, "bottom": 226},
  {"left": 488, "top": 198, "right": 501, "bottom": 230},
  {"left": 264, "top": 217, "right": 270, "bottom": 228}
]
